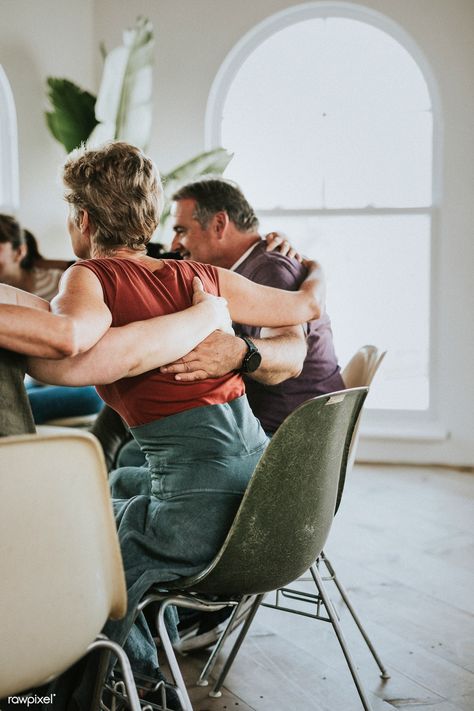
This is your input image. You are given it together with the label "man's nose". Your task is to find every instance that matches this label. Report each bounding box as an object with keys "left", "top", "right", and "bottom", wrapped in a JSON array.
[{"left": 171, "top": 234, "right": 182, "bottom": 251}]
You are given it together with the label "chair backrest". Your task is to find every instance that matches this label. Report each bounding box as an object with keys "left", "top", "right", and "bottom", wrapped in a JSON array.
[
  {"left": 340, "top": 345, "right": 386, "bottom": 478},
  {"left": 0, "top": 430, "right": 127, "bottom": 698},
  {"left": 42, "top": 413, "right": 98, "bottom": 428},
  {"left": 173, "top": 388, "right": 367, "bottom": 597},
  {"left": 342, "top": 345, "right": 386, "bottom": 390}
]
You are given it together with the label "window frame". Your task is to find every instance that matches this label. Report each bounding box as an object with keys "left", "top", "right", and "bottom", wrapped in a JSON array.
[
  {"left": 205, "top": 1, "right": 443, "bottom": 433},
  {"left": 0, "top": 65, "right": 20, "bottom": 212}
]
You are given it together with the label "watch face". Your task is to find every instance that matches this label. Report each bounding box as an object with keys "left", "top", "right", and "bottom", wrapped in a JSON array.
[{"left": 245, "top": 349, "right": 262, "bottom": 373}]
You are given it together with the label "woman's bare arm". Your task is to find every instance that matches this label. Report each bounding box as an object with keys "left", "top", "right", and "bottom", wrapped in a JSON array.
[
  {"left": 27, "top": 278, "right": 233, "bottom": 385},
  {"left": 217, "top": 259, "right": 325, "bottom": 326},
  {"left": 49, "top": 266, "right": 112, "bottom": 353}
]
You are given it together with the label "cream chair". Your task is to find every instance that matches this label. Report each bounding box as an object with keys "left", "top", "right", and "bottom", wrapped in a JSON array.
[
  {"left": 0, "top": 430, "right": 140, "bottom": 709},
  {"left": 342, "top": 344, "right": 386, "bottom": 473},
  {"left": 41, "top": 413, "right": 98, "bottom": 428}
]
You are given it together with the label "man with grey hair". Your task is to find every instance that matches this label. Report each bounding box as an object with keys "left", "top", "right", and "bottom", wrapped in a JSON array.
[
  {"left": 158, "top": 177, "right": 344, "bottom": 651},
  {"left": 162, "top": 177, "right": 344, "bottom": 435}
]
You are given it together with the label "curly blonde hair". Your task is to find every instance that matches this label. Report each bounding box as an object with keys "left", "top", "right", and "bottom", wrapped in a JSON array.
[{"left": 62, "top": 142, "right": 163, "bottom": 253}]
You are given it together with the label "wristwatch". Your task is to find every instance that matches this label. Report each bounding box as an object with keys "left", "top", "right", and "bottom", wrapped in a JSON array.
[{"left": 238, "top": 336, "right": 262, "bottom": 374}]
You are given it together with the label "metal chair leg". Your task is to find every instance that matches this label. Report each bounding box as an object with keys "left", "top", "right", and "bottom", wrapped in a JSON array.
[
  {"left": 195, "top": 595, "right": 253, "bottom": 687},
  {"left": 310, "top": 564, "right": 373, "bottom": 711},
  {"left": 320, "top": 552, "right": 390, "bottom": 679},
  {"left": 156, "top": 599, "right": 194, "bottom": 711},
  {"left": 209, "top": 593, "right": 264, "bottom": 698},
  {"left": 87, "top": 636, "right": 141, "bottom": 711}
]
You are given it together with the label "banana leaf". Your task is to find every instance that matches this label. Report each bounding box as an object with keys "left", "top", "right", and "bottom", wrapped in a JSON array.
[
  {"left": 159, "top": 148, "right": 234, "bottom": 229},
  {"left": 45, "top": 78, "right": 98, "bottom": 152},
  {"left": 88, "top": 17, "right": 154, "bottom": 150}
]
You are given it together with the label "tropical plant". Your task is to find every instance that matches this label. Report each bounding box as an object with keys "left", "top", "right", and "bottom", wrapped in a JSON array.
[
  {"left": 88, "top": 16, "right": 154, "bottom": 149},
  {"left": 45, "top": 79, "right": 98, "bottom": 153},
  {"left": 45, "top": 17, "right": 232, "bottom": 235},
  {"left": 160, "top": 148, "right": 234, "bottom": 227}
]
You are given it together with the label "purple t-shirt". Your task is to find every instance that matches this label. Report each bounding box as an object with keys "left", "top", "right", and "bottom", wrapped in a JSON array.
[{"left": 235, "top": 240, "right": 345, "bottom": 433}]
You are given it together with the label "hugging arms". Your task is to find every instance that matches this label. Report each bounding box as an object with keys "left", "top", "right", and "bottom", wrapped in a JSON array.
[{"left": 0, "top": 259, "right": 324, "bottom": 386}]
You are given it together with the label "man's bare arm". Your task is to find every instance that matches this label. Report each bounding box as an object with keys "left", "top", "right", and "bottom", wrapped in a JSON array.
[
  {"left": 0, "top": 284, "right": 77, "bottom": 358},
  {"left": 160, "top": 325, "right": 308, "bottom": 385}
]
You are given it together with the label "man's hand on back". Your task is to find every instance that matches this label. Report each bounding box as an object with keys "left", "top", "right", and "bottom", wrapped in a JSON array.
[{"left": 160, "top": 330, "right": 246, "bottom": 382}]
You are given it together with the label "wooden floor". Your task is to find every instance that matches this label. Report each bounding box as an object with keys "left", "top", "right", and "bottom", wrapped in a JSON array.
[{"left": 172, "top": 463, "right": 474, "bottom": 711}]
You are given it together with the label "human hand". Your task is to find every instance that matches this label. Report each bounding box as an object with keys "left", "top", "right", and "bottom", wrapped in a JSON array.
[
  {"left": 264, "top": 232, "right": 303, "bottom": 262},
  {"left": 192, "top": 277, "right": 233, "bottom": 334},
  {"left": 160, "top": 330, "right": 246, "bottom": 381}
]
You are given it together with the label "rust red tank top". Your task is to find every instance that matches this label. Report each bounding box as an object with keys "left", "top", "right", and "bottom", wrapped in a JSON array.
[{"left": 73, "top": 257, "right": 244, "bottom": 426}]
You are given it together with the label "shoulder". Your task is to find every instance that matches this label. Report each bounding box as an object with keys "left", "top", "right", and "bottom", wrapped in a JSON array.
[
  {"left": 168, "top": 259, "right": 219, "bottom": 289},
  {"left": 237, "top": 245, "right": 306, "bottom": 290},
  {"left": 71, "top": 257, "right": 122, "bottom": 280},
  {"left": 65, "top": 259, "right": 114, "bottom": 296}
]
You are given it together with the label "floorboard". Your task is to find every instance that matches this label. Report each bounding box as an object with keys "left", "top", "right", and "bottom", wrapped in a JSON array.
[{"left": 175, "top": 464, "right": 474, "bottom": 710}]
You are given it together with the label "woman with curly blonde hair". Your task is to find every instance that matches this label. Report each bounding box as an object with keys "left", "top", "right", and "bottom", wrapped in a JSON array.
[{"left": 0, "top": 141, "right": 323, "bottom": 709}]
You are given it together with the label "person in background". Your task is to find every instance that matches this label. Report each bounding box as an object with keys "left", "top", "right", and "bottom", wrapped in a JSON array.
[
  {"left": 0, "top": 213, "right": 71, "bottom": 299},
  {"left": 0, "top": 214, "right": 103, "bottom": 423}
]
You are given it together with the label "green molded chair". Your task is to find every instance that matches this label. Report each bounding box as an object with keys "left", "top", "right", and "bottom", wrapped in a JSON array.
[
  {"left": 233, "top": 347, "right": 389, "bottom": 711},
  {"left": 234, "top": 346, "right": 388, "bottom": 711},
  {"left": 135, "top": 388, "right": 368, "bottom": 711},
  {"left": 301, "top": 346, "right": 389, "bottom": 696}
]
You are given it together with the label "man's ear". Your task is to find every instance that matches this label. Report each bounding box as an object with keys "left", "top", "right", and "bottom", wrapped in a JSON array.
[{"left": 213, "top": 211, "right": 229, "bottom": 240}]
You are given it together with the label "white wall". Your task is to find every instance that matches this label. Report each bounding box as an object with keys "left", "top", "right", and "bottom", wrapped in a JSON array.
[
  {"left": 1, "top": 0, "right": 473, "bottom": 466},
  {"left": 0, "top": 0, "right": 96, "bottom": 257}
]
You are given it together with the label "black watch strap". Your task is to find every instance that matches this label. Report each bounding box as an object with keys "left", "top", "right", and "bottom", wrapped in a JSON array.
[{"left": 238, "top": 336, "right": 262, "bottom": 374}]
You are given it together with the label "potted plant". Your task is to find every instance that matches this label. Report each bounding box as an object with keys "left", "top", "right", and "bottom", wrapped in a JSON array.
[{"left": 45, "top": 17, "right": 232, "bottom": 236}]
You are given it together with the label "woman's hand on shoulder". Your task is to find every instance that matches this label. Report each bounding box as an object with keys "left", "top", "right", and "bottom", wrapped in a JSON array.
[{"left": 192, "top": 277, "right": 234, "bottom": 335}]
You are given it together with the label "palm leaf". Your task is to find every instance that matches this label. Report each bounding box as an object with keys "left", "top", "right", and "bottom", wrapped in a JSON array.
[
  {"left": 88, "top": 17, "right": 154, "bottom": 150},
  {"left": 45, "top": 78, "right": 98, "bottom": 152},
  {"left": 162, "top": 148, "right": 234, "bottom": 190},
  {"left": 159, "top": 148, "right": 234, "bottom": 230}
]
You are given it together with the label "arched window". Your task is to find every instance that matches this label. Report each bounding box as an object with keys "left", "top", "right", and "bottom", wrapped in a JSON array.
[
  {"left": 206, "top": 2, "right": 440, "bottom": 414},
  {"left": 0, "top": 65, "right": 20, "bottom": 212}
]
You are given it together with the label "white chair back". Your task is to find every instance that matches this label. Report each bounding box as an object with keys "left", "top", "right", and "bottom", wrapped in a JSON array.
[{"left": 0, "top": 430, "right": 127, "bottom": 698}]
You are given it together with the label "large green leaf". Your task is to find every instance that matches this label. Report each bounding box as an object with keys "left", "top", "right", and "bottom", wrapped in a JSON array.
[
  {"left": 45, "top": 78, "right": 98, "bottom": 152},
  {"left": 88, "top": 17, "right": 154, "bottom": 150},
  {"left": 159, "top": 148, "right": 234, "bottom": 231}
]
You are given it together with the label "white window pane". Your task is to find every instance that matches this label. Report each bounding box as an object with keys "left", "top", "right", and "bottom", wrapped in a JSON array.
[
  {"left": 322, "top": 19, "right": 431, "bottom": 113},
  {"left": 258, "top": 213, "right": 430, "bottom": 410},
  {"left": 324, "top": 110, "right": 433, "bottom": 207},
  {"left": 221, "top": 18, "right": 432, "bottom": 209}
]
